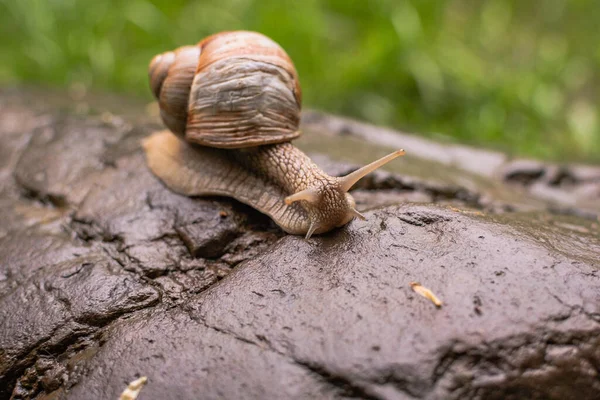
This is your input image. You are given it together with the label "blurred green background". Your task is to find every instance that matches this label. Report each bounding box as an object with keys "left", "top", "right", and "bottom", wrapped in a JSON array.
[{"left": 1, "top": 0, "right": 599, "bottom": 162}]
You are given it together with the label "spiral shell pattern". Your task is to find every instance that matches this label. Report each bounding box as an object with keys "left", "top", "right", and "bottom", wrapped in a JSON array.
[
  {"left": 149, "top": 45, "right": 201, "bottom": 136},
  {"left": 148, "top": 31, "right": 302, "bottom": 148}
]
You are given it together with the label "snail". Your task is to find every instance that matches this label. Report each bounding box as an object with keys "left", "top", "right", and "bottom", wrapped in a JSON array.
[{"left": 143, "top": 31, "right": 405, "bottom": 239}]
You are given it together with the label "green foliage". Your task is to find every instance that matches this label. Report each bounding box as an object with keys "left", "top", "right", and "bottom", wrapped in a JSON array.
[{"left": 1, "top": 0, "right": 599, "bottom": 162}]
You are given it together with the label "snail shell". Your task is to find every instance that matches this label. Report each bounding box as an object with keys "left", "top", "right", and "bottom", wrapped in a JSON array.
[
  {"left": 149, "top": 31, "right": 301, "bottom": 148},
  {"left": 144, "top": 31, "right": 404, "bottom": 238}
]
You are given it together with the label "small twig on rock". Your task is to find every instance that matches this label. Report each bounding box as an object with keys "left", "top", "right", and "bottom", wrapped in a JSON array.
[
  {"left": 119, "top": 376, "right": 148, "bottom": 400},
  {"left": 410, "top": 282, "right": 443, "bottom": 308}
]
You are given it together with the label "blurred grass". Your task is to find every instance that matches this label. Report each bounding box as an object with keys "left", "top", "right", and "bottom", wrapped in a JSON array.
[{"left": 0, "top": 0, "right": 599, "bottom": 162}]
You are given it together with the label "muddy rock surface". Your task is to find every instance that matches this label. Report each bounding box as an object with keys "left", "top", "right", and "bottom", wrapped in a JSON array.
[{"left": 0, "top": 88, "right": 599, "bottom": 400}]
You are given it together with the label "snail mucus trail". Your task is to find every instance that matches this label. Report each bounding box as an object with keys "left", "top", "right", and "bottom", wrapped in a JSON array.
[{"left": 143, "top": 31, "right": 405, "bottom": 239}]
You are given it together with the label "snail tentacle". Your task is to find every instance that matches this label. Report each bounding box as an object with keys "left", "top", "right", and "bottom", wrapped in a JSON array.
[{"left": 338, "top": 149, "right": 406, "bottom": 192}]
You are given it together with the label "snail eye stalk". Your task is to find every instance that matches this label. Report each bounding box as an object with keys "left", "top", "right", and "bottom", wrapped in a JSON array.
[{"left": 338, "top": 150, "right": 405, "bottom": 192}]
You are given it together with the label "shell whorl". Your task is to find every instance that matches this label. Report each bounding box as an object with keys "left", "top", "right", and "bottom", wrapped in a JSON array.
[
  {"left": 148, "top": 31, "right": 302, "bottom": 148},
  {"left": 149, "top": 45, "right": 201, "bottom": 137}
]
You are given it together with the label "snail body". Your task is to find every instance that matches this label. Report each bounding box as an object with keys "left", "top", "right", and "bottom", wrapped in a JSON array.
[{"left": 143, "top": 31, "right": 404, "bottom": 238}]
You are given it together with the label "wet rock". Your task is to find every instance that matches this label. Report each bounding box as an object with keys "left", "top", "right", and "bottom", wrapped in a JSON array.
[
  {"left": 569, "top": 164, "right": 600, "bottom": 182},
  {"left": 499, "top": 159, "right": 600, "bottom": 218},
  {"left": 13, "top": 116, "right": 132, "bottom": 207},
  {"left": 0, "top": 252, "right": 159, "bottom": 398},
  {"left": 176, "top": 217, "right": 241, "bottom": 258},
  {"left": 61, "top": 205, "right": 600, "bottom": 400},
  {"left": 63, "top": 307, "right": 332, "bottom": 400},
  {"left": 500, "top": 159, "right": 546, "bottom": 185},
  {"left": 11, "top": 357, "right": 66, "bottom": 398},
  {"left": 220, "top": 231, "right": 282, "bottom": 266},
  {"left": 1, "top": 89, "right": 599, "bottom": 400},
  {"left": 124, "top": 240, "right": 187, "bottom": 278},
  {"left": 0, "top": 225, "right": 92, "bottom": 298},
  {"left": 302, "top": 110, "right": 508, "bottom": 178}
]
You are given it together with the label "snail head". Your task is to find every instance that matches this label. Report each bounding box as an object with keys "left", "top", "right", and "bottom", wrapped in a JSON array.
[{"left": 285, "top": 149, "right": 405, "bottom": 239}]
